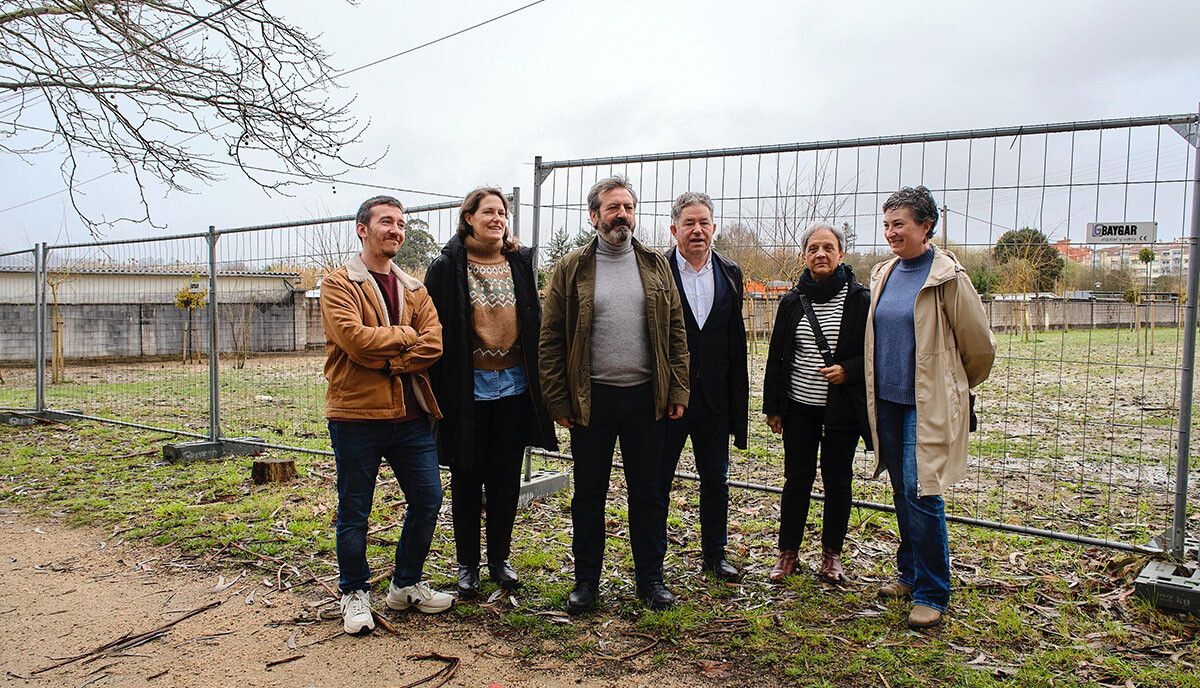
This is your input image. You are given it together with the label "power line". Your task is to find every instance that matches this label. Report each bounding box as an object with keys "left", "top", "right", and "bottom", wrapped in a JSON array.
[
  {"left": 0, "top": 169, "right": 116, "bottom": 214},
  {"left": 335, "top": 0, "right": 547, "bottom": 79}
]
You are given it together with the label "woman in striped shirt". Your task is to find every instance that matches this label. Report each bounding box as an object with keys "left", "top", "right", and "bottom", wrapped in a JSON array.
[{"left": 763, "top": 222, "right": 871, "bottom": 584}]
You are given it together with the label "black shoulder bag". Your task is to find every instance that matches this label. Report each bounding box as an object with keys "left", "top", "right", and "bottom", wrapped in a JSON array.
[{"left": 798, "top": 294, "right": 874, "bottom": 450}]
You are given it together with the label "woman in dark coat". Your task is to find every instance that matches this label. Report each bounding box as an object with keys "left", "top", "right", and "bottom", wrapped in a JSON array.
[
  {"left": 423, "top": 187, "right": 558, "bottom": 598},
  {"left": 763, "top": 222, "right": 870, "bottom": 585}
]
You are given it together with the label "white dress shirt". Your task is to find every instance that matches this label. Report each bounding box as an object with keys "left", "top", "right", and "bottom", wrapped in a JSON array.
[{"left": 675, "top": 249, "right": 715, "bottom": 328}]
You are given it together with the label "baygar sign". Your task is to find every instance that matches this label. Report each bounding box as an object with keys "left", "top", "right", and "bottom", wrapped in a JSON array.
[{"left": 1085, "top": 221, "right": 1157, "bottom": 244}]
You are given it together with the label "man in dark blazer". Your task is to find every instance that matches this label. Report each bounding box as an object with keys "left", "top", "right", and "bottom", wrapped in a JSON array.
[{"left": 660, "top": 191, "right": 749, "bottom": 581}]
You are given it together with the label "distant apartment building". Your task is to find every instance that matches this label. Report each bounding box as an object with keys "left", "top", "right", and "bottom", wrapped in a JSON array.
[
  {"left": 1052, "top": 239, "right": 1093, "bottom": 264},
  {"left": 1091, "top": 241, "right": 1190, "bottom": 280}
]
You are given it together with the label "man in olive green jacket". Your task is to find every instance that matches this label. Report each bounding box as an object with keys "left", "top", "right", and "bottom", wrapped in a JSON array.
[{"left": 539, "top": 176, "right": 690, "bottom": 614}]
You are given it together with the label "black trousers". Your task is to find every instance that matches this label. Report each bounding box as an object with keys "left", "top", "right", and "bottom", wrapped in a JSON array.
[
  {"left": 661, "top": 383, "right": 730, "bottom": 561},
  {"left": 569, "top": 382, "right": 667, "bottom": 586},
  {"left": 450, "top": 393, "right": 526, "bottom": 566},
  {"left": 779, "top": 402, "right": 858, "bottom": 552}
]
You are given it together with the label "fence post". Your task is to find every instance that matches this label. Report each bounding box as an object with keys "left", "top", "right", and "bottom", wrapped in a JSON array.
[
  {"left": 511, "top": 186, "right": 521, "bottom": 241},
  {"left": 1172, "top": 106, "right": 1200, "bottom": 560},
  {"left": 206, "top": 226, "right": 220, "bottom": 443},
  {"left": 531, "top": 156, "right": 543, "bottom": 271},
  {"left": 34, "top": 242, "right": 46, "bottom": 413}
]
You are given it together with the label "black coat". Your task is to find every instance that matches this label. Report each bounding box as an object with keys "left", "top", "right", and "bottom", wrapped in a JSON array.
[
  {"left": 762, "top": 273, "right": 872, "bottom": 449},
  {"left": 423, "top": 235, "right": 558, "bottom": 472},
  {"left": 664, "top": 248, "right": 749, "bottom": 449}
]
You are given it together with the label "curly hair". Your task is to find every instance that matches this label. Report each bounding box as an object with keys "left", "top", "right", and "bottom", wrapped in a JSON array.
[
  {"left": 587, "top": 176, "right": 638, "bottom": 215},
  {"left": 882, "top": 186, "right": 939, "bottom": 239},
  {"left": 670, "top": 191, "right": 713, "bottom": 223}
]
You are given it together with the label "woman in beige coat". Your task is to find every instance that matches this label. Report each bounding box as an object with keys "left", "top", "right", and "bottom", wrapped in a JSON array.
[{"left": 865, "top": 186, "right": 995, "bottom": 629}]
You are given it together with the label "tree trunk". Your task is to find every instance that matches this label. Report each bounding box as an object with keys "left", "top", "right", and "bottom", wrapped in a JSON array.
[
  {"left": 183, "top": 311, "right": 191, "bottom": 364},
  {"left": 1142, "top": 300, "right": 1152, "bottom": 353},
  {"left": 252, "top": 457, "right": 296, "bottom": 485},
  {"left": 1134, "top": 303, "right": 1142, "bottom": 355},
  {"left": 50, "top": 284, "right": 64, "bottom": 383}
]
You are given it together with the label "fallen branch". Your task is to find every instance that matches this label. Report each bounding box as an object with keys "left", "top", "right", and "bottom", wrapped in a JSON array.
[
  {"left": 104, "top": 447, "right": 159, "bottom": 460},
  {"left": 26, "top": 601, "right": 221, "bottom": 675},
  {"left": 307, "top": 566, "right": 340, "bottom": 600},
  {"left": 230, "top": 542, "right": 285, "bottom": 565},
  {"left": 265, "top": 654, "right": 305, "bottom": 669},
  {"left": 400, "top": 653, "right": 460, "bottom": 688},
  {"left": 372, "top": 609, "right": 399, "bottom": 635},
  {"left": 296, "top": 629, "right": 343, "bottom": 649},
  {"left": 593, "top": 639, "right": 660, "bottom": 661}
]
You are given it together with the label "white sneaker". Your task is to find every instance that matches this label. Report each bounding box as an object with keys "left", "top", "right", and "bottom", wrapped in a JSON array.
[
  {"left": 385, "top": 581, "right": 453, "bottom": 614},
  {"left": 340, "top": 590, "right": 376, "bottom": 635}
]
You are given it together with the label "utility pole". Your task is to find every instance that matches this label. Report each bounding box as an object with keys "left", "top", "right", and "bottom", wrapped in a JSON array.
[{"left": 941, "top": 204, "right": 949, "bottom": 249}]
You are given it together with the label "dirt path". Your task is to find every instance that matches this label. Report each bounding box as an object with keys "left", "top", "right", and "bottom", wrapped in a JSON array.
[{"left": 0, "top": 512, "right": 684, "bottom": 688}]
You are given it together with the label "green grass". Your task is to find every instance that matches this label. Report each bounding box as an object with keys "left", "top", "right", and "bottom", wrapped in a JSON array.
[
  {"left": 2, "top": 419, "right": 1199, "bottom": 686},
  {"left": 2, "top": 329, "right": 1199, "bottom": 685}
]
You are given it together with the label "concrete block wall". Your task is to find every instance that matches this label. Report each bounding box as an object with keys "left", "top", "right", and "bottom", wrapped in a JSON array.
[{"left": 0, "top": 293, "right": 306, "bottom": 364}]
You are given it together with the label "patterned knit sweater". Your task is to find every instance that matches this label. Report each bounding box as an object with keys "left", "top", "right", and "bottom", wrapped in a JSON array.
[{"left": 466, "top": 258, "right": 521, "bottom": 371}]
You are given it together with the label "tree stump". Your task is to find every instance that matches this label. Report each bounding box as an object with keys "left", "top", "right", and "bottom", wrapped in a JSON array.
[{"left": 252, "top": 457, "right": 296, "bottom": 485}]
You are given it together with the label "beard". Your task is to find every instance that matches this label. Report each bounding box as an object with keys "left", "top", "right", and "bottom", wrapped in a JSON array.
[{"left": 597, "top": 216, "right": 633, "bottom": 245}]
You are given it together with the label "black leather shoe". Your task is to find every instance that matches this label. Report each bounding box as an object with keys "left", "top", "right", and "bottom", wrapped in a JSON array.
[
  {"left": 456, "top": 565, "right": 480, "bottom": 599},
  {"left": 487, "top": 560, "right": 521, "bottom": 590},
  {"left": 566, "top": 581, "right": 598, "bottom": 614},
  {"left": 637, "top": 581, "right": 677, "bottom": 610},
  {"left": 703, "top": 558, "right": 741, "bottom": 582}
]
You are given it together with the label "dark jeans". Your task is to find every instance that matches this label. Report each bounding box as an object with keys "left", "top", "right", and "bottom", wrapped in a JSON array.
[
  {"left": 875, "top": 398, "right": 950, "bottom": 611},
  {"left": 569, "top": 382, "right": 667, "bottom": 586},
  {"left": 330, "top": 419, "right": 443, "bottom": 593},
  {"left": 779, "top": 402, "right": 857, "bottom": 552},
  {"left": 661, "top": 393, "right": 730, "bottom": 561},
  {"left": 451, "top": 394, "right": 526, "bottom": 566}
]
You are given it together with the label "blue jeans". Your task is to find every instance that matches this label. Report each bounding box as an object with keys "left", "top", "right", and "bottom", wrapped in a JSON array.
[
  {"left": 329, "top": 419, "right": 443, "bottom": 593},
  {"left": 875, "top": 399, "right": 950, "bottom": 611}
]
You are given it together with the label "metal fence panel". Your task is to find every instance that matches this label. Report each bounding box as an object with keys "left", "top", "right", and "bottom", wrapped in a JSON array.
[
  {"left": 0, "top": 249, "right": 38, "bottom": 412},
  {"left": 211, "top": 198, "right": 471, "bottom": 455},
  {"left": 530, "top": 113, "right": 1200, "bottom": 552},
  {"left": 37, "top": 235, "right": 213, "bottom": 436}
]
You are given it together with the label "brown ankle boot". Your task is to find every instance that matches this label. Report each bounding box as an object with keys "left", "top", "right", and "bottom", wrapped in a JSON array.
[
  {"left": 878, "top": 581, "right": 913, "bottom": 599},
  {"left": 907, "top": 604, "right": 943, "bottom": 629},
  {"left": 819, "top": 547, "right": 845, "bottom": 583},
  {"left": 769, "top": 550, "right": 799, "bottom": 582}
]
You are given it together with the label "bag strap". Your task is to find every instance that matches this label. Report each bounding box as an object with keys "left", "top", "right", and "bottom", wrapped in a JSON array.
[{"left": 798, "top": 294, "right": 836, "bottom": 367}]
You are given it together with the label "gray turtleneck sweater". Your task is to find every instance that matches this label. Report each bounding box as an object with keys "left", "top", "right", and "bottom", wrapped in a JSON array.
[{"left": 590, "top": 235, "right": 652, "bottom": 386}]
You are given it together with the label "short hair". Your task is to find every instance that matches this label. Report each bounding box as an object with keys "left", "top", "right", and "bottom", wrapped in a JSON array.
[
  {"left": 457, "top": 186, "right": 517, "bottom": 253},
  {"left": 800, "top": 221, "right": 846, "bottom": 252},
  {"left": 587, "top": 176, "right": 638, "bottom": 215},
  {"left": 670, "top": 191, "right": 714, "bottom": 223},
  {"left": 356, "top": 195, "right": 404, "bottom": 227},
  {"left": 882, "top": 186, "right": 939, "bottom": 239}
]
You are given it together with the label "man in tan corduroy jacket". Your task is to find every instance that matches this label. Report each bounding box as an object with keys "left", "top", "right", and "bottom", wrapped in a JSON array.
[{"left": 321, "top": 195, "right": 451, "bottom": 637}]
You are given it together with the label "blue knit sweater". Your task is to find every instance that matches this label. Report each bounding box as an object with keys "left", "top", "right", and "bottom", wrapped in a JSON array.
[{"left": 873, "top": 248, "right": 934, "bottom": 405}]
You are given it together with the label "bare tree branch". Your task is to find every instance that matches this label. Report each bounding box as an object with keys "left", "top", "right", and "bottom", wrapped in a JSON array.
[{"left": 1, "top": 0, "right": 372, "bottom": 235}]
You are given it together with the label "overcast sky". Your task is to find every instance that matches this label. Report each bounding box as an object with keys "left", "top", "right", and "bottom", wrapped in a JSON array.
[{"left": 2, "top": 0, "right": 1199, "bottom": 254}]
